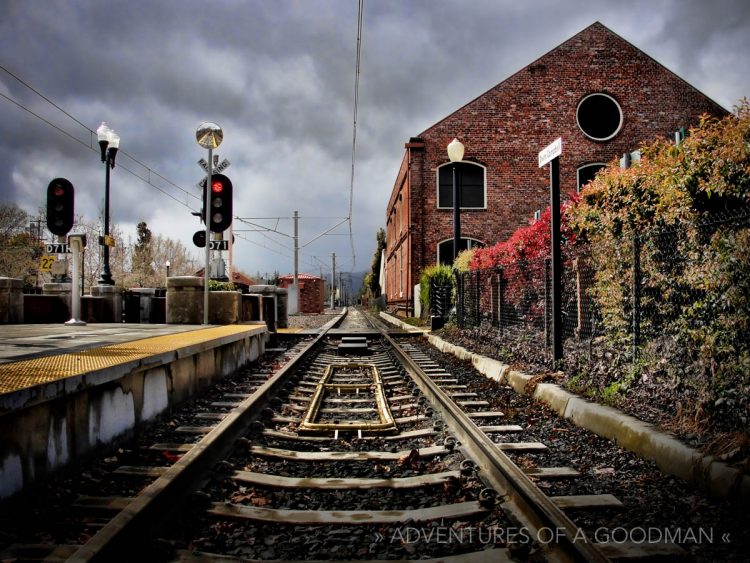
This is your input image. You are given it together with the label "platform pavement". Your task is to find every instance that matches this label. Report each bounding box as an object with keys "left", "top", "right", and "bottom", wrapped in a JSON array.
[{"left": 0, "top": 323, "right": 219, "bottom": 364}]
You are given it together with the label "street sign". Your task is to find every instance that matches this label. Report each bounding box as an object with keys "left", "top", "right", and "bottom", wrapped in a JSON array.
[
  {"left": 197, "top": 158, "right": 229, "bottom": 174},
  {"left": 193, "top": 232, "right": 228, "bottom": 251},
  {"left": 40, "top": 255, "right": 55, "bottom": 271},
  {"left": 209, "top": 239, "right": 229, "bottom": 251},
  {"left": 98, "top": 235, "right": 116, "bottom": 247},
  {"left": 538, "top": 137, "right": 562, "bottom": 168},
  {"left": 196, "top": 159, "right": 230, "bottom": 189},
  {"left": 46, "top": 243, "right": 70, "bottom": 254},
  {"left": 214, "top": 158, "right": 230, "bottom": 174}
]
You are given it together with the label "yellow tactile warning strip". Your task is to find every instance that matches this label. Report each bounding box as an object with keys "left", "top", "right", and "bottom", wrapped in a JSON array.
[{"left": 0, "top": 325, "right": 254, "bottom": 396}]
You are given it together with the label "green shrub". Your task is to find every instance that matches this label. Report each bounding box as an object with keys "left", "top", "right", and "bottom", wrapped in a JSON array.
[
  {"left": 569, "top": 99, "right": 750, "bottom": 431},
  {"left": 419, "top": 264, "right": 454, "bottom": 314},
  {"left": 208, "top": 280, "right": 236, "bottom": 291}
]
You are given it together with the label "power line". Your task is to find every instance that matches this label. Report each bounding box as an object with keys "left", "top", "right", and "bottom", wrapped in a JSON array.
[
  {"left": 347, "top": 0, "right": 364, "bottom": 269},
  {"left": 0, "top": 63, "right": 201, "bottom": 209},
  {"left": 1, "top": 62, "right": 358, "bottom": 266}
]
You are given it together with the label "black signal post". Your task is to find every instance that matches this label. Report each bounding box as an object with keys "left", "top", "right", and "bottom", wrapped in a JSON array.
[{"left": 46, "top": 178, "right": 75, "bottom": 236}]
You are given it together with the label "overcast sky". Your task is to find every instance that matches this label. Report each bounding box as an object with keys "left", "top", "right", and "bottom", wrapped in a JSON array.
[{"left": 1, "top": 0, "right": 748, "bottom": 280}]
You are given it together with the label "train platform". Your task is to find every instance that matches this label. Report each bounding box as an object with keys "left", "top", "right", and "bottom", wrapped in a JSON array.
[
  {"left": 0, "top": 322, "right": 268, "bottom": 499},
  {"left": 0, "top": 323, "right": 266, "bottom": 397},
  {"left": 0, "top": 323, "right": 207, "bottom": 365}
]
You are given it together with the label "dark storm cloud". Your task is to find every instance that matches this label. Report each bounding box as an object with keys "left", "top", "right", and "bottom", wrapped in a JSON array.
[{"left": 1, "top": 0, "right": 748, "bottom": 276}]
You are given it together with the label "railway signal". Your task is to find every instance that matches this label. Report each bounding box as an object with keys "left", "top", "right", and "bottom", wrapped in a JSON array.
[
  {"left": 46, "top": 178, "right": 75, "bottom": 236},
  {"left": 208, "top": 173, "right": 233, "bottom": 232}
]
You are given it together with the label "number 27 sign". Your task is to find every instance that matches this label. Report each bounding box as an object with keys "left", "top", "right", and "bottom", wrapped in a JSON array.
[{"left": 40, "top": 255, "right": 56, "bottom": 272}]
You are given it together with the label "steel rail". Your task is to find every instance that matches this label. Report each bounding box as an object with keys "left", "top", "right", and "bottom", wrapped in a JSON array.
[
  {"left": 380, "top": 328, "right": 611, "bottom": 563},
  {"left": 67, "top": 311, "right": 348, "bottom": 562}
]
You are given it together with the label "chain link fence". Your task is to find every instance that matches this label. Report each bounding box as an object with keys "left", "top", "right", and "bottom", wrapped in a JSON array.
[{"left": 453, "top": 207, "right": 750, "bottom": 375}]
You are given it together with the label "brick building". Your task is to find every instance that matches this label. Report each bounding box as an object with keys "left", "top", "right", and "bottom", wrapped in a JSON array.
[
  {"left": 384, "top": 22, "right": 726, "bottom": 315},
  {"left": 277, "top": 273, "right": 325, "bottom": 314}
]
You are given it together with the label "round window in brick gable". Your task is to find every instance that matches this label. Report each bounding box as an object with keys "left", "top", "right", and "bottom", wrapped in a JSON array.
[{"left": 576, "top": 93, "right": 622, "bottom": 141}]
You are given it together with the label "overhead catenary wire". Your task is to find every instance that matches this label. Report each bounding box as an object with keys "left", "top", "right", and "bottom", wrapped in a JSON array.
[
  {"left": 0, "top": 64, "right": 202, "bottom": 209},
  {"left": 1, "top": 34, "right": 365, "bottom": 268},
  {"left": 347, "top": 0, "right": 364, "bottom": 269}
]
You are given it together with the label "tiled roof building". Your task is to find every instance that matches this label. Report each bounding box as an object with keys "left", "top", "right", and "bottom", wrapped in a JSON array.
[{"left": 278, "top": 274, "right": 325, "bottom": 314}]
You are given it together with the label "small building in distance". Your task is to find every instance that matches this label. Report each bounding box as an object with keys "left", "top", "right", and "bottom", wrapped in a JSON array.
[
  {"left": 278, "top": 273, "right": 325, "bottom": 314},
  {"left": 384, "top": 21, "right": 727, "bottom": 316}
]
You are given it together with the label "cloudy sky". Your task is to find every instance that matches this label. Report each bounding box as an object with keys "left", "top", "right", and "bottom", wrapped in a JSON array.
[{"left": 1, "top": 0, "right": 748, "bottom": 280}]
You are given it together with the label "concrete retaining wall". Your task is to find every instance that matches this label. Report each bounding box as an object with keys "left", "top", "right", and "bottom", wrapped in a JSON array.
[
  {"left": 0, "top": 326, "right": 266, "bottom": 499},
  {"left": 166, "top": 277, "right": 242, "bottom": 324},
  {"left": 0, "top": 278, "right": 24, "bottom": 323}
]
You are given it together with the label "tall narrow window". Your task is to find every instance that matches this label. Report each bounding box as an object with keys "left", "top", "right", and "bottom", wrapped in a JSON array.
[{"left": 437, "top": 162, "right": 486, "bottom": 209}]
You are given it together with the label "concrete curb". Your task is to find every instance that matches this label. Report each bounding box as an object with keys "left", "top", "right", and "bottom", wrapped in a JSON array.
[
  {"left": 414, "top": 327, "right": 749, "bottom": 504},
  {"left": 378, "top": 311, "right": 429, "bottom": 334}
]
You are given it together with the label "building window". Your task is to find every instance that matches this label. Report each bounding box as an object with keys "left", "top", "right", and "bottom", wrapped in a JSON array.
[
  {"left": 577, "top": 163, "right": 606, "bottom": 191},
  {"left": 437, "top": 238, "right": 484, "bottom": 265},
  {"left": 576, "top": 93, "right": 622, "bottom": 141},
  {"left": 437, "top": 162, "right": 486, "bottom": 209}
]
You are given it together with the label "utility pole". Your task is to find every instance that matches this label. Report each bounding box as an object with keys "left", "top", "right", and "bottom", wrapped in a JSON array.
[
  {"left": 293, "top": 210, "right": 299, "bottom": 314},
  {"left": 331, "top": 252, "right": 336, "bottom": 309}
]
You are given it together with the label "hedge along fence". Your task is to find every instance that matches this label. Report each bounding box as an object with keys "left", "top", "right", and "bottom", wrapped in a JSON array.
[
  {"left": 419, "top": 264, "right": 453, "bottom": 318},
  {"left": 456, "top": 101, "right": 750, "bottom": 432}
]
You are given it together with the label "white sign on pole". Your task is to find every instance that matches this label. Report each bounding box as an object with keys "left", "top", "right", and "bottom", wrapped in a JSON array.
[
  {"left": 46, "top": 243, "right": 70, "bottom": 254},
  {"left": 214, "top": 158, "right": 230, "bottom": 174},
  {"left": 538, "top": 137, "right": 562, "bottom": 168},
  {"left": 208, "top": 240, "right": 229, "bottom": 251},
  {"left": 196, "top": 159, "right": 230, "bottom": 189}
]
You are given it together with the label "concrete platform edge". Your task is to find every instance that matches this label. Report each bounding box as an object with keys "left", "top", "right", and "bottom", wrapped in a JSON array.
[
  {"left": 0, "top": 325, "right": 267, "bottom": 499},
  {"left": 420, "top": 328, "right": 749, "bottom": 504}
]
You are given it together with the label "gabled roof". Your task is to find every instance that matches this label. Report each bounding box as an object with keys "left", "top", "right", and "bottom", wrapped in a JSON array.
[{"left": 419, "top": 21, "right": 725, "bottom": 137}]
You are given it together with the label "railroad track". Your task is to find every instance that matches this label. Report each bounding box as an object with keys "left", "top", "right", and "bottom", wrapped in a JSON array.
[{"left": 0, "top": 308, "right": 689, "bottom": 561}]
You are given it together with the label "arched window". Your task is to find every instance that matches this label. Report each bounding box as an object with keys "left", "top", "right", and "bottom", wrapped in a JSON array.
[
  {"left": 437, "top": 162, "right": 486, "bottom": 209},
  {"left": 577, "top": 163, "right": 606, "bottom": 191},
  {"left": 437, "top": 238, "right": 484, "bottom": 265}
]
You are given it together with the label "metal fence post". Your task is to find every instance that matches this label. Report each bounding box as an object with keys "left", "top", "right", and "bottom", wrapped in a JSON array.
[
  {"left": 544, "top": 257, "right": 551, "bottom": 348},
  {"left": 475, "top": 270, "right": 481, "bottom": 327},
  {"left": 632, "top": 234, "right": 641, "bottom": 362},
  {"left": 497, "top": 267, "right": 504, "bottom": 336},
  {"left": 454, "top": 271, "right": 460, "bottom": 328}
]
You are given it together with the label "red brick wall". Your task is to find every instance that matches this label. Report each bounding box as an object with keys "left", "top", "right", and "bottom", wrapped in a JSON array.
[
  {"left": 385, "top": 22, "right": 727, "bottom": 312},
  {"left": 278, "top": 277, "right": 324, "bottom": 314}
]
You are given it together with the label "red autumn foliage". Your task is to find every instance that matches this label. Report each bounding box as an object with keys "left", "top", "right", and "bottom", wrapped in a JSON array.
[{"left": 469, "top": 192, "right": 580, "bottom": 270}]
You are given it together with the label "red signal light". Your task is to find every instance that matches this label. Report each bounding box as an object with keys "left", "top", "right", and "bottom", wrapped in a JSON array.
[
  {"left": 208, "top": 174, "right": 232, "bottom": 232},
  {"left": 46, "top": 178, "right": 75, "bottom": 236}
]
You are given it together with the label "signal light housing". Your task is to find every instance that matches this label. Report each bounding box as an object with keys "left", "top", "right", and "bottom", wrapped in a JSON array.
[
  {"left": 46, "top": 178, "right": 75, "bottom": 236},
  {"left": 208, "top": 173, "right": 232, "bottom": 232}
]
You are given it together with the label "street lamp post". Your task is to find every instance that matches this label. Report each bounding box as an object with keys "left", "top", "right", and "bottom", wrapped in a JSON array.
[
  {"left": 447, "top": 138, "right": 465, "bottom": 261},
  {"left": 165, "top": 260, "right": 171, "bottom": 279},
  {"left": 96, "top": 122, "right": 120, "bottom": 285}
]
